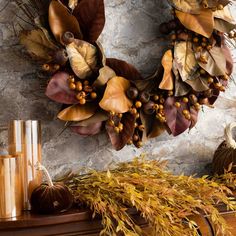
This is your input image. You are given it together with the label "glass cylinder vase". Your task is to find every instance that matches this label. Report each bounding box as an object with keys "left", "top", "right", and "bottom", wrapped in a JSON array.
[
  {"left": 8, "top": 120, "right": 42, "bottom": 210},
  {"left": 0, "top": 154, "right": 23, "bottom": 219}
]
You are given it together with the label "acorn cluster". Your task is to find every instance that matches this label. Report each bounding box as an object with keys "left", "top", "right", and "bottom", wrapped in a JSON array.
[{"left": 68, "top": 76, "right": 97, "bottom": 105}]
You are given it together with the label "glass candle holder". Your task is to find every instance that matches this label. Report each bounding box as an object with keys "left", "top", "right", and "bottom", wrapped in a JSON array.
[
  {"left": 8, "top": 120, "right": 42, "bottom": 210},
  {"left": 0, "top": 154, "right": 23, "bottom": 219}
]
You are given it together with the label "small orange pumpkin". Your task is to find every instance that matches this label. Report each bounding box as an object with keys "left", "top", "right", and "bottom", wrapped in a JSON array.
[
  {"left": 30, "top": 164, "right": 73, "bottom": 214},
  {"left": 212, "top": 122, "right": 236, "bottom": 175}
]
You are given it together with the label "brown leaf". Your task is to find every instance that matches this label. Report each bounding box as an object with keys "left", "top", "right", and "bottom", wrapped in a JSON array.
[
  {"left": 19, "top": 29, "right": 58, "bottom": 62},
  {"left": 66, "top": 39, "right": 97, "bottom": 79},
  {"left": 176, "top": 9, "right": 214, "bottom": 38},
  {"left": 93, "top": 66, "right": 116, "bottom": 88},
  {"left": 106, "top": 58, "right": 143, "bottom": 81},
  {"left": 185, "top": 73, "right": 209, "bottom": 92},
  {"left": 174, "top": 41, "right": 199, "bottom": 81},
  {"left": 164, "top": 97, "right": 191, "bottom": 136},
  {"left": 197, "top": 47, "right": 226, "bottom": 76},
  {"left": 70, "top": 122, "right": 102, "bottom": 136},
  {"left": 57, "top": 103, "right": 96, "bottom": 121},
  {"left": 45, "top": 72, "right": 78, "bottom": 104},
  {"left": 106, "top": 113, "right": 135, "bottom": 151},
  {"left": 159, "top": 50, "right": 174, "bottom": 90},
  {"left": 99, "top": 76, "right": 132, "bottom": 113},
  {"left": 49, "top": 0, "right": 82, "bottom": 44},
  {"left": 73, "top": 0, "right": 105, "bottom": 42},
  {"left": 214, "top": 18, "right": 235, "bottom": 33}
]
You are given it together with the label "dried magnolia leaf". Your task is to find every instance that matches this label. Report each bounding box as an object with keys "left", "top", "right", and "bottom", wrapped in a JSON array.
[
  {"left": 159, "top": 50, "right": 174, "bottom": 90},
  {"left": 106, "top": 113, "right": 135, "bottom": 150},
  {"left": 70, "top": 122, "right": 102, "bottom": 136},
  {"left": 19, "top": 29, "right": 58, "bottom": 62},
  {"left": 164, "top": 97, "right": 191, "bottom": 136},
  {"left": 93, "top": 66, "right": 116, "bottom": 87},
  {"left": 49, "top": 0, "right": 82, "bottom": 44},
  {"left": 174, "top": 41, "right": 198, "bottom": 82},
  {"left": 176, "top": 9, "right": 214, "bottom": 38},
  {"left": 99, "top": 76, "right": 132, "bottom": 113},
  {"left": 73, "top": 0, "right": 105, "bottom": 42},
  {"left": 198, "top": 47, "right": 226, "bottom": 76},
  {"left": 68, "top": 0, "right": 78, "bottom": 10},
  {"left": 66, "top": 39, "right": 97, "bottom": 79},
  {"left": 185, "top": 76, "right": 209, "bottom": 92},
  {"left": 45, "top": 72, "right": 78, "bottom": 104},
  {"left": 168, "top": 0, "right": 202, "bottom": 13},
  {"left": 58, "top": 103, "right": 96, "bottom": 121},
  {"left": 214, "top": 18, "right": 236, "bottom": 33}
]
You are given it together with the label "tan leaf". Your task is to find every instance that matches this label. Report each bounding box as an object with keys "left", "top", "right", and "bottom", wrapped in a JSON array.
[
  {"left": 66, "top": 39, "right": 97, "bottom": 79},
  {"left": 19, "top": 29, "right": 58, "bottom": 62},
  {"left": 93, "top": 66, "right": 116, "bottom": 87},
  {"left": 176, "top": 9, "right": 214, "bottom": 38},
  {"left": 197, "top": 47, "right": 226, "bottom": 76},
  {"left": 57, "top": 104, "right": 96, "bottom": 121},
  {"left": 96, "top": 41, "right": 106, "bottom": 67},
  {"left": 99, "top": 76, "right": 132, "bottom": 113},
  {"left": 49, "top": 0, "right": 82, "bottom": 44},
  {"left": 214, "top": 18, "right": 235, "bottom": 33},
  {"left": 159, "top": 50, "right": 174, "bottom": 90},
  {"left": 214, "top": 7, "right": 236, "bottom": 24},
  {"left": 168, "top": 0, "right": 202, "bottom": 13},
  {"left": 174, "top": 42, "right": 198, "bottom": 82},
  {"left": 68, "top": 0, "right": 78, "bottom": 10},
  {"left": 185, "top": 77, "right": 209, "bottom": 92}
]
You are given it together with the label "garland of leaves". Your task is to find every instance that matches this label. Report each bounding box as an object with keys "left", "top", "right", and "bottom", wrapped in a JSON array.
[
  {"left": 18, "top": 0, "right": 236, "bottom": 150},
  {"left": 64, "top": 158, "right": 236, "bottom": 236}
]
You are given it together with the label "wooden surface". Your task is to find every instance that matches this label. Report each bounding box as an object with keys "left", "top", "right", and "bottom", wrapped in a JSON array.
[{"left": 0, "top": 207, "right": 235, "bottom": 236}]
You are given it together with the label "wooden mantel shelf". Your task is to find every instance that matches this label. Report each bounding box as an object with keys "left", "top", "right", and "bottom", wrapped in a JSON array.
[{"left": 0, "top": 206, "right": 235, "bottom": 236}]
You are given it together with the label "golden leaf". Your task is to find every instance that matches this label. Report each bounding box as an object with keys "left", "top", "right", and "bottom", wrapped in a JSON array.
[
  {"left": 159, "top": 50, "right": 174, "bottom": 90},
  {"left": 68, "top": 0, "right": 78, "bottom": 10},
  {"left": 99, "top": 76, "right": 132, "bottom": 113},
  {"left": 198, "top": 47, "right": 226, "bottom": 76},
  {"left": 19, "top": 29, "right": 58, "bottom": 62},
  {"left": 174, "top": 41, "right": 198, "bottom": 82},
  {"left": 93, "top": 66, "right": 116, "bottom": 87},
  {"left": 49, "top": 0, "right": 82, "bottom": 44},
  {"left": 66, "top": 39, "right": 97, "bottom": 79},
  {"left": 176, "top": 9, "right": 214, "bottom": 38},
  {"left": 168, "top": 0, "right": 202, "bottom": 13},
  {"left": 57, "top": 103, "right": 96, "bottom": 121}
]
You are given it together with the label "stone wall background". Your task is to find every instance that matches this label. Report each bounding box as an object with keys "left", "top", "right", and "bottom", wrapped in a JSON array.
[{"left": 0, "top": 0, "right": 235, "bottom": 177}]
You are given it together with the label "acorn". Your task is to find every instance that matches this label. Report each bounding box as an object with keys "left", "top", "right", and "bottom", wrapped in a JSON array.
[
  {"left": 126, "top": 87, "right": 139, "bottom": 100},
  {"left": 143, "top": 101, "right": 155, "bottom": 115},
  {"left": 61, "top": 31, "right": 74, "bottom": 45},
  {"left": 139, "top": 91, "right": 150, "bottom": 103}
]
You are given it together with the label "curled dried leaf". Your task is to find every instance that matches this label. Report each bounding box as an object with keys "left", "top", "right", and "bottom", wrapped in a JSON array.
[
  {"left": 159, "top": 50, "right": 174, "bottom": 90},
  {"left": 168, "top": 0, "right": 202, "bottom": 13},
  {"left": 66, "top": 39, "right": 97, "bottom": 79},
  {"left": 93, "top": 66, "right": 116, "bottom": 88},
  {"left": 58, "top": 103, "right": 96, "bottom": 121},
  {"left": 49, "top": 0, "right": 82, "bottom": 44},
  {"left": 99, "top": 76, "right": 132, "bottom": 113}
]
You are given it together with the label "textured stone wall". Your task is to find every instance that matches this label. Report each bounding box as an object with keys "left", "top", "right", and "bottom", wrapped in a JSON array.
[{"left": 0, "top": 0, "right": 235, "bottom": 177}]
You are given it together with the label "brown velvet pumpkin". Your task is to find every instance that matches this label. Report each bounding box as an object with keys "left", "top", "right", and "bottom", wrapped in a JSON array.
[
  {"left": 212, "top": 122, "right": 236, "bottom": 175},
  {"left": 30, "top": 164, "right": 74, "bottom": 214}
]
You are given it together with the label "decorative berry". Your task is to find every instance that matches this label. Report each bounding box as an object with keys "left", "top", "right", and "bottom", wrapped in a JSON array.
[
  {"left": 139, "top": 91, "right": 150, "bottom": 103},
  {"left": 182, "top": 97, "right": 189, "bottom": 103},
  {"left": 76, "top": 82, "right": 83, "bottom": 91},
  {"left": 69, "top": 82, "right": 76, "bottom": 90},
  {"left": 143, "top": 101, "right": 155, "bottom": 115},
  {"left": 79, "top": 98, "right": 86, "bottom": 105},
  {"left": 175, "top": 102, "right": 181, "bottom": 108},
  {"left": 90, "top": 92, "right": 97, "bottom": 99},
  {"left": 135, "top": 101, "right": 142, "bottom": 109},
  {"left": 126, "top": 87, "right": 139, "bottom": 100},
  {"left": 189, "top": 94, "right": 198, "bottom": 104}
]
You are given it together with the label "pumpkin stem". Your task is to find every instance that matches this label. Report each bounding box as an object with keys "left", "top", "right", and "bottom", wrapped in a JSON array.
[
  {"left": 225, "top": 122, "right": 236, "bottom": 149},
  {"left": 35, "top": 162, "right": 54, "bottom": 187}
]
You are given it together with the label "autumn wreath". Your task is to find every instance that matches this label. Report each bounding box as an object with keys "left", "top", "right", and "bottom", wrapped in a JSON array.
[{"left": 18, "top": 0, "right": 235, "bottom": 150}]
